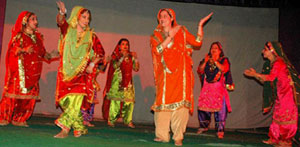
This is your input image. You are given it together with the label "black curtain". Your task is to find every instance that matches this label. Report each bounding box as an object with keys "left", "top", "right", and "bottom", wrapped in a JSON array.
[{"left": 279, "top": 8, "right": 300, "bottom": 73}]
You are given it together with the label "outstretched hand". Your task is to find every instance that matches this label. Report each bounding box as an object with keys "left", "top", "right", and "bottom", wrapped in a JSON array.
[
  {"left": 199, "top": 12, "right": 213, "bottom": 27},
  {"left": 50, "top": 50, "right": 60, "bottom": 58},
  {"left": 198, "top": 12, "right": 213, "bottom": 36},
  {"left": 244, "top": 68, "right": 257, "bottom": 77},
  {"left": 56, "top": 1, "right": 66, "bottom": 14}
]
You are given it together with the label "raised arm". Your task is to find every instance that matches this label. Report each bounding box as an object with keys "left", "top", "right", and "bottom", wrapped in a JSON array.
[
  {"left": 186, "top": 12, "right": 213, "bottom": 50},
  {"left": 56, "top": 1, "right": 68, "bottom": 36}
]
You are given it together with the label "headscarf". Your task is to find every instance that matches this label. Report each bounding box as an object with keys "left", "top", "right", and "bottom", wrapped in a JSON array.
[
  {"left": 8, "top": 11, "right": 34, "bottom": 48},
  {"left": 152, "top": 8, "right": 181, "bottom": 73},
  {"left": 262, "top": 41, "right": 300, "bottom": 114},
  {"left": 155, "top": 8, "right": 178, "bottom": 31},
  {"left": 59, "top": 6, "right": 94, "bottom": 81},
  {"left": 4, "top": 11, "right": 44, "bottom": 90}
]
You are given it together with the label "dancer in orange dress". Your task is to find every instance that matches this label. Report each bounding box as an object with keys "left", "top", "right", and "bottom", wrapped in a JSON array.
[{"left": 150, "top": 8, "right": 212, "bottom": 146}]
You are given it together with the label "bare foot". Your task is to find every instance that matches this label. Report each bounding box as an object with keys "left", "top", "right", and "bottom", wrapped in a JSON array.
[
  {"left": 174, "top": 140, "right": 183, "bottom": 146},
  {"left": 127, "top": 122, "right": 135, "bottom": 128},
  {"left": 262, "top": 139, "right": 277, "bottom": 145},
  {"left": 196, "top": 128, "right": 208, "bottom": 134},
  {"left": 54, "top": 129, "right": 69, "bottom": 138},
  {"left": 0, "top": 120, "right": 9, "bottom": 126},
  {"left": 107, "top": 121, "right": 115, "bottom": 127},
  {"left": 83, "top": 121, "right": 95, "bottom": 127},
  {"left": 12, "top": 121, "right": 29, "bottom": 127},
  {"left": 154, "top": 137, "right": 169, "bottom": 143}
]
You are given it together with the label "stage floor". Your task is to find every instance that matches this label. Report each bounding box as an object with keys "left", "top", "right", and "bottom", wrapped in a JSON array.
[{"left": 0, "top": 116, "right": 272, "bottom": 146}]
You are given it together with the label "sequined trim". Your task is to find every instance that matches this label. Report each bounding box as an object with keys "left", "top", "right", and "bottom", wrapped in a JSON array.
[
  {"left": 273, "top": 119, "right": 297, "bottom": 125},
  {"left": 196, "top": 35, "right": 203, "bottom": 43},
  {"left": 183, "top": 28, "right": 186, "bottom": 101},
  {"left": 185, "top": 44, "right": 192, "bottom": 49},
  {"left": 55, "top": 119, "right": 71, "bottom": 131},
  {"left": 4, "top": 93, "right": 40, "bottom": 99},
  {"left": 106, "top": 97, "right": 135, "bottom": 103},
  {"left": 152, "top": 100, "right": 192, "bottom": 111},
  {"left": 167, "top": 41, "right": 173, "bottom": 48},
  {"left": 156, "top": 44, "right": 163, "bottom": 53},
  {"left": 18, "top": 59, "right": 27, "bottom": 94},
  {"left": 198, "top": 106, "right": 221, "bottom": 112},
  {"left": 162, "top": 70, "right": 166, "bottom": 104},
  {"left": 161, "top": 56, "right": 172, "bottom": 74}
]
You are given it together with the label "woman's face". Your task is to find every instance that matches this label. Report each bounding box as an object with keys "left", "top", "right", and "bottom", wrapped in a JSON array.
[
  {"left": 120, "top": 40, "right": 129, "bottom": 53},
  {"left": 78, "top": 11, "right": 90, "bottom": 29},
  {"left": 262, "top": 45, "right": 273, "bottom": 59},
  {"left": 26, "top": 14, "right": 38, "bottom": 31},
  {"left": 210, "top": 44, "right": 221, "bottom": 57},
  {"left": 159, "top": 10, "right": 173, "bottom": 28}
]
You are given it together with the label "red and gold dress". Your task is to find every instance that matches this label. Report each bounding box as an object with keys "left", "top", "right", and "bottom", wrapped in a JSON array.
[
  {"left": 0, "top": 11, "right": 48, "bottom": 124},
  {"left": 54, "top": 6, "right": 105, "bottom": 135}
]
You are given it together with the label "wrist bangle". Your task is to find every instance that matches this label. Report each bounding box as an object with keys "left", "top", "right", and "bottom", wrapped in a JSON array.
[
  {"left": 196, "top": 35, "right": 203, "bottom": 43},
  {"left": 59, "top": 9, "right": 67, "bottom": 15},
  {"left": 89, "top": 62, "right": 95, "bottom": 68}
]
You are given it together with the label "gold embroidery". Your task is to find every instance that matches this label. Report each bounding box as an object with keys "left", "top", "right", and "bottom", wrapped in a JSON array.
[
  {"left": 183, "top": 29, "right": 186, "bottom": 101},
  {"left": 152, "top": 100, "right": 192, "bottom": 111},
  {"left": 273, "top": 119, "right": 297, "bottom": 125},
  {"left": 156, "top": 44, "right": 163, "bottom": 53},
  {"left": 18, "top": 59, "right": 27, "bottom": 94},
  {"left": 196, "top": 35, "right": 203, "bottom": 43},
  {"left": 162, "top": 70, "right": 166, "bottom": 104},
  {"left": 198, "top": 106, "right": 221, "bottom": 112},
  {"left": 106, "top": 97, "right": 135, "bottom": 103},
  {"left": 4, "top": 93, "right": 39, "bottom": 99}
]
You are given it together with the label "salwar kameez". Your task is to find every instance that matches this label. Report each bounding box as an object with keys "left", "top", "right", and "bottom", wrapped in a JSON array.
[
  {"left": 55, "top": 95, "right": 87, "bottom": 135},
  {"left": 197, "top": 52, "right": 233, "bottom": 138},
  {"left": 0, "top": 11, "right": 49, "bottom": 125},
  {"left": 150, "top": 9, "right": 203, "bottom": 142},
  {"left": 55, "top": 6, "right": 105, "bottom": 136},
  {"left": 264, "top": 57, "right": 298, "bottom": 144},
  {"left": 106, "top": 46, "right": 138, "bottom": 125}
]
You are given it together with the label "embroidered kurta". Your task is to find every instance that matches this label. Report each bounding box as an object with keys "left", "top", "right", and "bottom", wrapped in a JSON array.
[
  {"left": 265, "top": 58, "right": 298, "bottom": 125},
  {"left": 151, "top": 26, "right": 201, "bottom": 113},
  {"left": 106, "top": 55, "right": 138, "bottom": 102},
  {"left": 55, "top": 18, "right": 105, "bottom": 107},
  {"left": 197, "top": 57, "right": 232, "bottom": 112},
  {"left": 2, "top": 32, "right": 47, "bottom": 100}
]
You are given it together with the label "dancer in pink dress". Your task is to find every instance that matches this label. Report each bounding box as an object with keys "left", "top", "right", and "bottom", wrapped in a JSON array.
[{"left": 244, "top": 41, "right": 299, "bottom": 147}]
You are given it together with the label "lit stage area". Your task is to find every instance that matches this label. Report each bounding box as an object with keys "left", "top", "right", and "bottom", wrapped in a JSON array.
[
  {"left": 0, "top": 0, "right": 299, "bottom": 146},
  {"left": 0, "top": 115, "right": 269, "bottom": 147}
]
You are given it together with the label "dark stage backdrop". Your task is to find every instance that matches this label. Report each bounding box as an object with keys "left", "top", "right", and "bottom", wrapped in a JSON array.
[{"left": 0, "top": 0, "right": 278, "bottom": 129}]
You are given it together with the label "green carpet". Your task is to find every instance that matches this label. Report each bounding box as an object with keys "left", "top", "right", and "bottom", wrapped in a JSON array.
[{"left": 0, "top": 116, "right": 273, "bottom": 147}]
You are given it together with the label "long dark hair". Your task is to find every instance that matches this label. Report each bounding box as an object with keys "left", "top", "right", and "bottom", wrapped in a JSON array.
[{"left": 208, "top": 41, "right": 224, "bottom": 58}]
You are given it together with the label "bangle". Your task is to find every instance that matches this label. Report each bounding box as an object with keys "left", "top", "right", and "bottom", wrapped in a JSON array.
[
  {"left": 156, "top": 44, "right": 163, "bottom": 53},
  {"left": 196, "top": 35, "right": 203, "bottom": 43},
  {"left": 59, "top": 9, "right": 67, "bottom": 15},
  {"left": 89, "top": 62, "right": 95, "bottom": 68}
]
